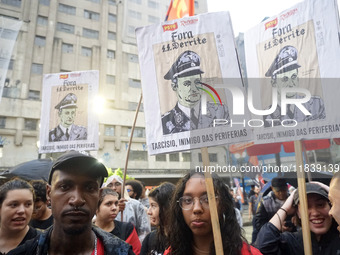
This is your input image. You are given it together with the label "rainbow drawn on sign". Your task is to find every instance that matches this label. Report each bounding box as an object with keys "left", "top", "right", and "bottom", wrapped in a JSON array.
[{"left": 198, "top": 82, "right": 222, "bottom": 105}]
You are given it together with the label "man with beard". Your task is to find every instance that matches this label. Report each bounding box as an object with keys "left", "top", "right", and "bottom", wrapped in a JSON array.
[{"left": 8, "top": 151, "right": 134, "bottom": 255}]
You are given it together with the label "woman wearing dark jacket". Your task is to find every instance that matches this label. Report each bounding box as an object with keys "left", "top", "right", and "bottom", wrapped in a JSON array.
[
  {"left": 140, "top": 182, "right": 175, "bottom": 255},
  {"left": 95, "top": 188, "right": 141, "bottom": 255},
  {"left": 0, "top": 178, "right": 40, "bottom": 255},
  {"left": 255, "top": 182, "right": 340, "bottom": 254}
]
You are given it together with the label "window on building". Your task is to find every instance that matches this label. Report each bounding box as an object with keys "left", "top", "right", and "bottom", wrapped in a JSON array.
[
  {"left": 62, "top": 43, "right": 73, "bottom": 53},
  {"left": 104, "top": 125, "right": 115, "bottom": 136},
  {"left": 194, "top": 0, "right": 199, "bottom": 8},
  {"left": 128, "top": 25, "right": 136, "bottom": 35},
  {"left": 128, "top": 53, "right": 138, "bottom": 63},
  {"left": 169, "top": 153, "right": 179, "bottom": 162},
  {"left": 128, "top": 127, "right": 145, "bottom": 138},
  {"left": 28, "top": 90, "right": 40, "bottom": 100},
  {"left": 37, "top": 16, "right": 48, "bottom": 26},
  {"left": 108, "top": 13, "right": 117, "bottom": 23},
  {"left": 182, "top": 152, "right": 191, "bottom": 162},
  {"left": 82, "top": 28, "right": 99, "bottom": 39},
  {"left": 39, "top": 0, "right": 50, "bottom": 5},
  {"left": 106, "top": 75, "right": 115, "bottom": 85},
  {"left": 128, "top": 102, "right": 143, "bottom": 112},
  {"left": 198, "top": 153, "right": 218, "bottom": 162},
  {"left": 0, "top": 117, "right": 6, "bottom": 129},
  {"left": 128, "top": 79, "right": 141, "bottom": 88},
  {"left": 34, "top": 36, "right": 46, "bottom": 47},
  {"left": 107, "top": 50, "right": 115, "bottom": 59},
  {"left": 155, "top": 154, "right": 166, "bottom": 161},
  {"left": 81, "top": 47, "right": 92, "bottom": 57},
  {"left": 129, "top": 151, "right": 147, "bottom": 161},
  {"left": 86, "top": 0, "right": 100, "bottom": 3},
  {"left": 84, "top": 10, "right": 100, "bottom": 21},
  {"left": 31, "top": 63, "right": 43, "bottom": 75},
  {"left": 108, "top": 0, "right": 116, "bottom": 5},
  {"left": 148, "top": 0, "right": 159, "bottom": 9},
  {"left": 128, "top": 0, "right": 141, "bottom": 3},
  {"left": 128, "top": 10, "right": 142, "bottom": 20},
  {"left": 58, "top": 3, "right": 76, "bottom": 15},
  {"left": 57, "top": 22, "right": 75, "bottom": 34},
  {"left": 148, "top": 15, "right": 159, "bottom": 23},
  {"left": 24, "top": 119, "right": 37, "bottom": 130},
  {"left": 108, "top": 31, "right": 116, "bottom": 40},
  {"left": 1, "top": 0, "right": 21, "bottom": 7}
]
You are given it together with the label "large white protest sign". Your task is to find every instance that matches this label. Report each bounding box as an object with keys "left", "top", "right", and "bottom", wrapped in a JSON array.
[
  {"left": 39, "top": 70, "right": 99, "bottom": 153},
  {"left": 0, "top": 17, "right": 22, "bottom": 102},
  {"left": 136, "top": 12, "right": 253, "bottom": 155},
  {"left": 244, "top": 0, "right": 340, "bottom": 144}
]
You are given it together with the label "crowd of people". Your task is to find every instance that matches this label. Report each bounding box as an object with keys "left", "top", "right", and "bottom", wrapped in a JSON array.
[{"left": 1, "top": 150, "right": 340, "bottom": 254}]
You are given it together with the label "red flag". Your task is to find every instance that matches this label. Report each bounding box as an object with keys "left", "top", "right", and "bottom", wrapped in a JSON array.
[{"left": 165, "top": 0, "right": 194, "bottom": 21}]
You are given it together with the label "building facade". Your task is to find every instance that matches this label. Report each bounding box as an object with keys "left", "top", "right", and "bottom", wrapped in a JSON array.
[{"left": 0, "top": 0, "right": 239, "bottom": 184}]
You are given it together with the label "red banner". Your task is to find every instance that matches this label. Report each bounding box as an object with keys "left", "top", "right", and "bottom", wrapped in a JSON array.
[{"left": 165, "top": 0, "right": 194, "bottom": 21}]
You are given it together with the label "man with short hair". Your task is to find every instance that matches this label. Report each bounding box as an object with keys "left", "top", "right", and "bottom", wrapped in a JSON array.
[
  {"left": 263, "top": 45, "right": 325, "bottom": 127},
  {"left": 254, "top": 177, "right": 289, "bottom": 232},
  {"left": 161, "top": 50, "right": 230, "bottom": 134},
  {"left": 29, "top": 180, "right": 53, "bottom": 230},
  {"left": 9, "top": 151, "right": 134, "bottom": 255},
  {"left": 49, "top": 93, "right": 87, "bottom": 142}
]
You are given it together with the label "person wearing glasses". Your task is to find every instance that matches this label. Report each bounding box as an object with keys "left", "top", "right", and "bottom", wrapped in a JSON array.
[
  {"left": 104, "top": 175, "right": 151, "bottom": 243},
  {"left": 141, "top": 182, "right": 175, "bottom": 255},
  {"left": 0, "top": 178, "right": 40, "bottom": 254},
  {"left": 164, "top": 171, "right": 261, "bottom": 255},
  {"left": 29, "top": 180, "right": 53, "bottom": 230},
  {"left": 126, "top": 180, "right": 143, "bottom": 200}
]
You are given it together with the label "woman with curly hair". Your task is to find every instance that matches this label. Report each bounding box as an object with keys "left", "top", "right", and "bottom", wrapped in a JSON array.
[
  {"left": 141, "top": 182, "right": 175, "bottom": 255},
  {"left": 164, "top": 171, "right": 261, "bottom": 255}
]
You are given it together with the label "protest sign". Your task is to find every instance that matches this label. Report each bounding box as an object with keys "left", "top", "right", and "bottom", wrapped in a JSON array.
[
  {"left": 136, "top": 12, "right": 252, "bottom": 155},
  {"left": 244, "top": 0, "right": 340, "bottom": 144},
  {"left": 39, "top": 70, "right": 99, "bottom": 153},
  {"left": 0, "top": 17, "right": 22, "bottom": 102}
]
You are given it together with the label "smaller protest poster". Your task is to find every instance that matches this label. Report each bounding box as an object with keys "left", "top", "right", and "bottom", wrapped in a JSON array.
[
  {"left": 136, "top": 12, "right": 253, "bottom": 155},
  {"left": 39, "top": 70, "right": 99, "bottom": 153},
  {"left": 244, "top": 0, "right": 340, "bottom": 144},
  {"left": 0, "top": 17, "right": 22, "bottom": 102}
]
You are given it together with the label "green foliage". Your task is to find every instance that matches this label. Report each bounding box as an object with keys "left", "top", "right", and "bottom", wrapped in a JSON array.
[{"left": 104, "top": 167, "right": 134, "bottom": 183}]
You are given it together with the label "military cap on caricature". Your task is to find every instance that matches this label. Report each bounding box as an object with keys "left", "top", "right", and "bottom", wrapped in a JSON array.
[
  {"left": 49, "top": 92, "right": 87, "bottom": 142},
  {"left": 55, "top": 93, "right": 78, "bottom": 110},
  {"left": 265, "top": 45, "right": 301, "bottom": 78},
  {"left": 164, "top": 50, "right": 204, "bottom": 80}
]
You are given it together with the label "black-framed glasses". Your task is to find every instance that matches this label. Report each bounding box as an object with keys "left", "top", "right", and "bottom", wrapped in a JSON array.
[{"left": 177, "top": 194, "right": 218, "bottom": 210}]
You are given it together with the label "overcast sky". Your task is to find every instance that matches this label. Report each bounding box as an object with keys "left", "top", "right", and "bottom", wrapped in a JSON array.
[{"left": 207, "top": 0, "right": 340, "bottom": 35}]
